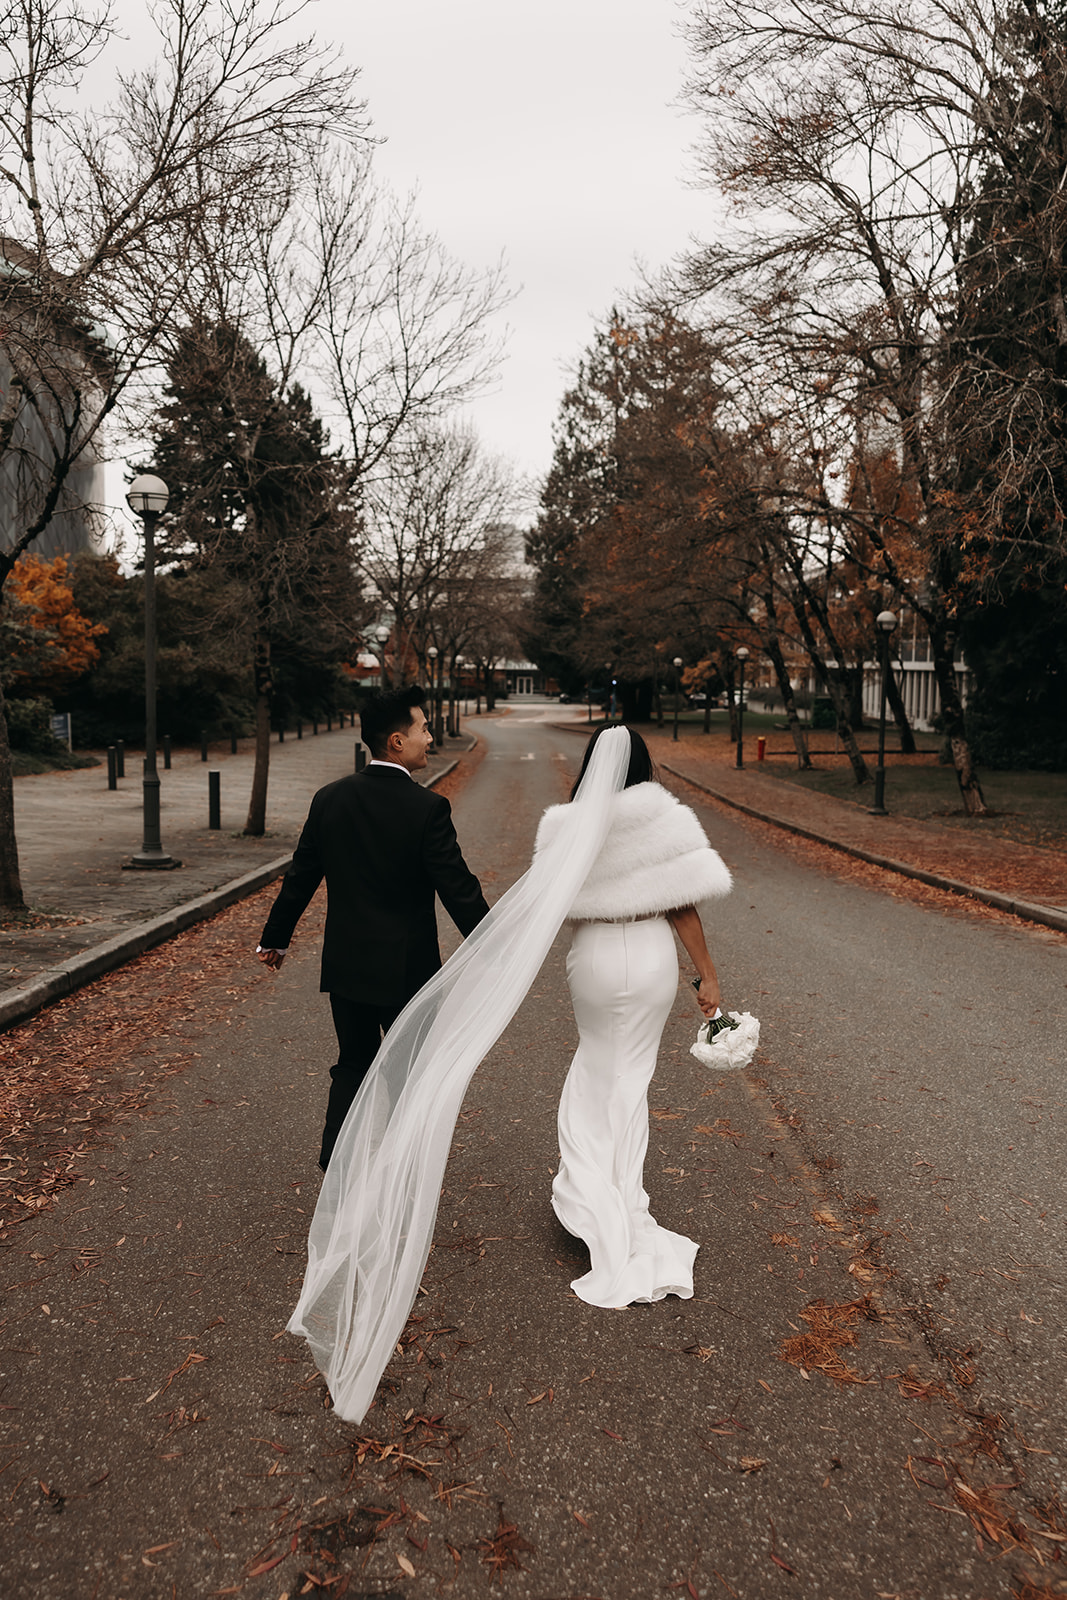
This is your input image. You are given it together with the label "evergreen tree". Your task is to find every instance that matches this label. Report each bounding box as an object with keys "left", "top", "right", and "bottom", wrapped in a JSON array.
[
  {"left": 146, "top": 321, "right": 363, "bottom": 833},
  {"left": 523, "top": 354, "right": 614, "bottom": 696},
  {"left": 943, "top": 1, "right": 1067, "bottom": 765},
  {"left": 59, "top": 552, "right": 254, "bottom": 746}
]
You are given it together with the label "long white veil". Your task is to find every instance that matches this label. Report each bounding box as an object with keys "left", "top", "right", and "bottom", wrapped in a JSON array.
[{"left": 287, "top": 725, "right": 633, "bottom": 1422}]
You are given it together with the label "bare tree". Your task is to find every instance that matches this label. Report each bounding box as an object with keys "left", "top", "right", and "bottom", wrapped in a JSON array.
[
  {"left": 311, "top": 160, "right": 510, "bottom": 485},
  {"left": 359, "top": 426, "right": 518, "bottom": 685},
  {"left": 214, "top": 143, "right": 510, "bottom": 493},
  {"left": 0, "top": 0, "right": 367, "bottom": 909},
  {"left": 676, "top": 0, "right": 1067, "bottom": 812}
]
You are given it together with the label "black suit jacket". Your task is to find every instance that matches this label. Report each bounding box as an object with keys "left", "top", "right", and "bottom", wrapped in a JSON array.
[{"left": 259, "top": 766, "right": 489, "bottom": 1006}]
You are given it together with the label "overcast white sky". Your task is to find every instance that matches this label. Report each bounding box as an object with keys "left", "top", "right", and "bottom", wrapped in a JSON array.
[
  {"left": 335, "top": 0, "right": 717, "bottom": 484},
  {"left": 102, "top": 0, "right": 719, "bottom": 511}
]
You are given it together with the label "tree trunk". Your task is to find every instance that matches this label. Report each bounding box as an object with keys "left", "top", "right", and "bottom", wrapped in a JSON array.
[
  {"left": 847, "top": 665, "right": 865, "bottom": 731},
  {"left": 763, "top": 631, "right": 811, "bottom": 770},
  {"left": 244, "top": 632, "right": 273, "bottom": 836},
  {"left": 484, "top": 663, "right": 496, "bottom": 712},
  {"left": 725, "top": 674, "right": 739, "bottom": 742},
  {"left": 789, "top": 599, "right": 870, "bottom": 783},
  {"left": 779, "top": 543, "right": 870, "bottom": 782},
  {"left": 0, "top": 679, "right": 27, "bottom": 913},
  {"left": 930, "top": 625, "right": 987, "bottom": 815},
  {"left": 831, "top": 689, "right": 870, "bottom": 783},
  {"left": 884, "top": 661, "right": 917, "bottom": 754}
]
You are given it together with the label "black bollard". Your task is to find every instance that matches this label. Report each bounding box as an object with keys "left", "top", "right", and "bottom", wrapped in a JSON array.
[
  {"left": 297, "top": 720, "right": 303, "bottom": 740},
  {"left": 326, "top": 713, "right": 332, "bottom": 731},
  {"left": 163, "top": 734, "right": 172, "bottom": 770},
  {"left": 230, "top": 730, "right": 238, "bottom": 755},
  {"left": 208, "top": 769, "right": 221, "bottom": 830},
  {"left": 355, "top": 741, "right": 366, "bottom": 772},
  {"left": 115, "top": 739, "right": 125, "bottom": 778},
  {"left": 312, "top": 719, "right": 318, "bottom": 736},
  {"left": 278, "top": 724, "right": 285, "bottom": 742},
  {"left": 200, "top": 730, "right": 208, "bottom": 762},
  {"left": 107, "top": 746, "right": 118, "bottom": 790}
]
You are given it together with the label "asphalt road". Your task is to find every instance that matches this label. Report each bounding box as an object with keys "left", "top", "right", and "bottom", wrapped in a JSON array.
[{"left": 2, "top": 709, "right": 1065, "bottom": 1599}]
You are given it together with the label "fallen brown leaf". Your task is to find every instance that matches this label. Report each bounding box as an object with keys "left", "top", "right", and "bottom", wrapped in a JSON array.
[
  {"left": 779, "top": 1297, "right": 876, "bottom": 1386},
  {"left": 476, "top": 1506, "right": 535, "bottom": 1583}
]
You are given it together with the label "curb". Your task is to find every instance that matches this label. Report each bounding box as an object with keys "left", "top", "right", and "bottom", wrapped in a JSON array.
[
  {"left": 660, "top": 764, "right": 1067, "bottom": 937},
  {"left": 0, "top": 756, "right": 461, "bottom": 1035}
]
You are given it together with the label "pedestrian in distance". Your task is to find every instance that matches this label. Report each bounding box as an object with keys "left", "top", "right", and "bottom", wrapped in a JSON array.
[{"left": 256, "top": 685, "right": 490, "bottom": 1170}]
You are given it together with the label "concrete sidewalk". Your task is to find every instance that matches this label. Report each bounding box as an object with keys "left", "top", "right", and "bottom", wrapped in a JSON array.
[{"left": 1, "top": 723, "right": 468, "bottom": 1027}]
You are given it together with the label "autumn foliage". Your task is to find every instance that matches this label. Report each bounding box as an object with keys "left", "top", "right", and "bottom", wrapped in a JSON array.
[{"left": 5, "top": 555, "right": 107, "bottom": 696}]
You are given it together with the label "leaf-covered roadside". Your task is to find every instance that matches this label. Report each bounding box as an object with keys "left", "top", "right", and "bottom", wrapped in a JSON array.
[{"left": 0, "top": 883, "right": 298, "bottom": 1242}]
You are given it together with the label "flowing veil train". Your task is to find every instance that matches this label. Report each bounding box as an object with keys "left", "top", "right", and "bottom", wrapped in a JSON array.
[{"left": 287, "top": 726, "right": 634, "bottom": 1422}]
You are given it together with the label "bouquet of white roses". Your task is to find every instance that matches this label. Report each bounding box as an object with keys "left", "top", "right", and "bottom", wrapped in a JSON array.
[{"left": 690, "top": 1009, "right": 760, "bottom": 1071}]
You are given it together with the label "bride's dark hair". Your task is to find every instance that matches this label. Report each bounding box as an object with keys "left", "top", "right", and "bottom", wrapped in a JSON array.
[{"left": 569, "top": 725, "right": 655, "bottom": 800}]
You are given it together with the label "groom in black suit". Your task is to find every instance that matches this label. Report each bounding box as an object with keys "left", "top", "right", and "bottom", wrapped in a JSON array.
[{"left": 258, "top": 686, "right": 489, "bottom": 1169}]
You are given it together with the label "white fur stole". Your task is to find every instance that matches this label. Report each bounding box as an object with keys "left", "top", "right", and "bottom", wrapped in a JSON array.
[{"left": 533, "top": 780, "right": 732, "bottom": 921}]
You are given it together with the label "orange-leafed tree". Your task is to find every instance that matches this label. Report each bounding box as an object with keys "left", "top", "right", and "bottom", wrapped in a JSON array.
[{"left": 4, "top": 554, "right": 107, "bottom": 697}]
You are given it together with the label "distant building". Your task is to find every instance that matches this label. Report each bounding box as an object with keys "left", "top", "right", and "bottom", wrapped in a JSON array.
[
  {"left": 860, "top": 619, "right": 973, "bottom": 732},
  {"left": 0, "top": 237, "right": 107, "bottom": 559},
  {"left": 500, "top": 659, "right": 550, "bottom": 696}
]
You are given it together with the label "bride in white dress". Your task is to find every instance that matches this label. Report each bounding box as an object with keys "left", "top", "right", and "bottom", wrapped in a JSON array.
[
  {"left": 286, "top": 725, "right": 732, "bottom": 1421},
  {"left": 533, "top": 726, "right": 731, "bottom": 1307}
]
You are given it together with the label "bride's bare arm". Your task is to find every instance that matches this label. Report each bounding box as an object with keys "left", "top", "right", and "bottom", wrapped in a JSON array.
[{"left": 666, "top": 906, "right": 722, "bottom": 1016}]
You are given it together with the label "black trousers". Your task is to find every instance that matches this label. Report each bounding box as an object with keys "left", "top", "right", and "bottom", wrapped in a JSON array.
[{"left": 319, "top": 994, "right": 403, "bottom": 1170}]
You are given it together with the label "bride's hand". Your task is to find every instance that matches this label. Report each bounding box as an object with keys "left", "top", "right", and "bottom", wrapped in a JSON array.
[{"left": 696, "top": 977, "right": 721, "bottom": 1016}]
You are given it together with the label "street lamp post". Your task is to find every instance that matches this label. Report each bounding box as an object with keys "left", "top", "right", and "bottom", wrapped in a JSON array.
[
  {"left": 455, "top": 656, "right": 466, "bottom": 722},
  {"left": 125, "top": 474, "right": 180, "bottom": 869},
  {"left": 735, "top": 647, "right": 750, "bottom": 769},
  {"left": 446, "top": 657, "right": 456, "bottom": 737},
  {"left": 672, "top": 656, "right": 683, "bottom": 742},
  {"left": 426, "top": 646, "right": 438, "bottom": 746},
  {"left": 375, "top": 623, "right": 390, "bottom": 689},
  {"left": 870, "top": 610, "right": 899, "bottom": 815}
]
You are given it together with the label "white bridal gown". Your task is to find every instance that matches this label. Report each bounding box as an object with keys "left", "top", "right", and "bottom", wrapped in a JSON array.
[{"left": 552, "top": 915, "right": 699, "bottom": 1307}]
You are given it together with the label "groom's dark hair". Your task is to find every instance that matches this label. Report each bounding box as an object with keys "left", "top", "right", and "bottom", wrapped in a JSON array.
[{"left": 360, "top": 686, "right": 427, "bottom": 758}]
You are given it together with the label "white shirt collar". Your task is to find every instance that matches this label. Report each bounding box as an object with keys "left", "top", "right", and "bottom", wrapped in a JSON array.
[{"left": 368, "top": 758, "right": 413, "bottom": 778}]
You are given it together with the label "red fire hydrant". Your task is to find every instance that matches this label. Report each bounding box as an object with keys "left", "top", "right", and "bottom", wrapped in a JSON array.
[{"left": 757, "top": 736, "right": 766, "bottom": 762}]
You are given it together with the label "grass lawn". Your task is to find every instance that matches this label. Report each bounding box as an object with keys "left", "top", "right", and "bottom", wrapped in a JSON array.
[
  {"left": 11, "top": 748, "right": 99, "bottom": 777},
  {"left": 762, "top": 750, "right": 1067, "bottom": 853},
  {"left": 636, "top": 711, "right": 1067, "bottom": 853}
]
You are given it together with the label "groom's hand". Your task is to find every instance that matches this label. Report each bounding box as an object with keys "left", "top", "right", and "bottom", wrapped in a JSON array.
[{"left": 257, "top": 947, "right": 286, "bottom": 970}]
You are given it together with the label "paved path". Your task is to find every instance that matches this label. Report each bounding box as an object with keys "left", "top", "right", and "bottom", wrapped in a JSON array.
[
  {"left": 6, "top": 709, "right": 1064, "bottom": 1021},
  {"left": 1, "top": 705, "right": 1064, "bottom": 1598}
]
